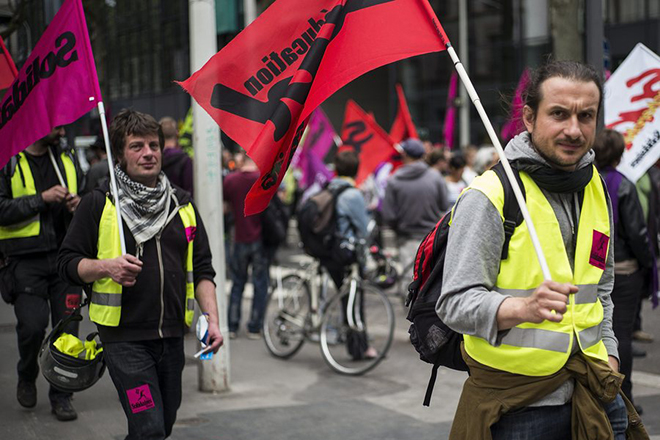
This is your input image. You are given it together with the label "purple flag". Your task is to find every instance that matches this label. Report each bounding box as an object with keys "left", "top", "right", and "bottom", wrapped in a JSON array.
[
  {"left": 296, "top": 108, "right": 336, "bottom": 188},
  {"left": 501, "top": 68, "right": 530, "bottom": 142},
  {"left": 305, "top": 147, "right": 333, "bottom": 188},
  {"left": 443, "top": 72, "right": 458, "bottom": 149}
]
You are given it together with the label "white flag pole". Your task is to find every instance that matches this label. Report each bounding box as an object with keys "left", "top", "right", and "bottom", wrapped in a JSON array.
[
  {"left": 47, "top": 148, "right": 67, "bottom": 189},
  {"left": 97, "top": 101, "right": 127, "bottom": 255},
  {"left": 445, "top": 44, "right": 552, "bottom": 281}
]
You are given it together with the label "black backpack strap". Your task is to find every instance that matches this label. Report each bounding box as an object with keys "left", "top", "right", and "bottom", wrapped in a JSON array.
[
  {"left": 423, "top": 361, "right": 441, "bottom": 407},
  {"left": 491, "top": 162, "right": 525, "bottom": 260}
]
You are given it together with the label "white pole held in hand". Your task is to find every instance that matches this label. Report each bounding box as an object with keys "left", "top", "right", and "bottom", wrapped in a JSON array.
[
  {"left": 445, "top": 45, "right": 552, "bottom": 281},
  {"left": 47, "top": 148, "right": 67, "bottom": 189},
  {"left": 98, "top": 101, "right": 127, "bottom": 255}
]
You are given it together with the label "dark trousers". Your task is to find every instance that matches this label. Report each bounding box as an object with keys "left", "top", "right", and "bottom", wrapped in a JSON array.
[
  {"left": 103, "top": 338, "right": 185, "bottom": 440},
  {"left": 612, "top": 270, "right": 644, "bottom": 402},
  {"left": 491, "top": 394, "right": 627, "bottom": 440},
  {"left": 13, "top": 253, "right": 81, "bottom": 404},
  {"left": 228, "top": 241, "right": 269, "bottom": 333}
]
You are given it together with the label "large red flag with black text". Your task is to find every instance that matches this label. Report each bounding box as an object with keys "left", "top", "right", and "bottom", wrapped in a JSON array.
[
  {"left": 178, "top": 0, "right": 448, "bottom": 214},
  {"left": 389, "top": 83, "right": 418, "bottom": 143},
  {"left": 0, "top": 36, "right": 18, "bottom": 90},
  {"left": 341, "top": 100, "right": 397, "bottom": 185}
]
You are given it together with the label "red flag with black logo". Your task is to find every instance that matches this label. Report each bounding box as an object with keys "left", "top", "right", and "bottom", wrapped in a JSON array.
[
  {"left": 178, "top": 0, "right": 448, "bottom": 215},
  {"left": 389, "top": 83, "right": 418, "bottom": 143},
  {"left": 341, "top": 100, "right": 397, "bottom": 185},
  {"left": 0, "top": 36, "right": 18, "bottom": 90}
]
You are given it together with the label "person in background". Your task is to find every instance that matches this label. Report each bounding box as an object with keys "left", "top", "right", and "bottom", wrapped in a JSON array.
[
  {"left": 445, "top": 153, "right": 468, "bottom": 206},
  {"left": 85, "top": 137, "right": 109, "bottom": 190},
  {"left": 461, "top": 144, "right": 479, "bottom": 183},
  {"left": 0, "top": 126, "right": 84, "bottom": 421},
  {"left": 473, "top": 145, "right": 499, "bottom": 176},
  {"left": 160, "top": 116, "right": 194, "bottom": 197},
  {"left": 631, "top": 165, "right": 660, "bottom": 346},
  {"left": 382, "top": 138, "right": 449, "bottom": 281},
  {"left": 427, "top": 148, "right": 449, "bottom": 176},
  {"left": 593, "top": 129, "right": 654, "bottom": 413},
  {"left": 223, "top": 154, "right": 269, "bottom": 340},
  {"left": 321, "top": 148, "right": 377, "bottom": 360}
]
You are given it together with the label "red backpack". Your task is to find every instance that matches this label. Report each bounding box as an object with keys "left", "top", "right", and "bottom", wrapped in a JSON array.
[{"left": 405, "top": 163, "right": 525, "bottom": 406}]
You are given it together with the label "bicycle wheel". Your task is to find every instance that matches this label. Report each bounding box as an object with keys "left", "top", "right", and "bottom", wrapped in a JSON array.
[
  {"left": 263, "top": 274, "right": 311, "bottom": 359},
  {"left": 319, "top": 281, "right": 395, "bottom": 375}
]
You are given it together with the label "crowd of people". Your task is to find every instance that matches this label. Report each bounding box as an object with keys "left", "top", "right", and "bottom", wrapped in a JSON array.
[{"left": 1, "top": 59, "right": 659, "bottom": 439}]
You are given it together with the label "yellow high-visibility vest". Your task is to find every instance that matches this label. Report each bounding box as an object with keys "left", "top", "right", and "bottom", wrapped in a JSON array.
[
  {"left": 457, "top": 166, "right": 610, "bottom": 376},
  {"left": 90, "top": 198, "right": 196, "bottom": 327},
  {"left": 0, "top": 151, "right": 77, "bottom": 240}
]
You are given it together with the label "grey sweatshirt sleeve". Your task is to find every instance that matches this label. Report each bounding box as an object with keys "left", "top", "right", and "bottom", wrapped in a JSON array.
[
  {"left": 437, "top": 189, "right": 510, "bottom": 345},
  {"left": 599, "top": 193, "right": 619, "bottom": 360}
]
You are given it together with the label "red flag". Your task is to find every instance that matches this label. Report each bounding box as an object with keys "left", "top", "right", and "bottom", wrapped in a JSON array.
[
  {"left": 389, "top": 83, "right": 418, "bottom": 143},
  {"left": 341, "top": 99, "right": 397, "bottom": 185},
  {"left": 0, "top": 36, "right": 18, "bottom": 90},
  {"left": 178, "top": 0, "right": 448, "bottom": 215}
]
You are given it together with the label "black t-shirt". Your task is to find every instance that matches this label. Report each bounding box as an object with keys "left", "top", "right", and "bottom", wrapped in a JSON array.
[{"left": 24, "top": 151, "right": 68, "bottom": 246}]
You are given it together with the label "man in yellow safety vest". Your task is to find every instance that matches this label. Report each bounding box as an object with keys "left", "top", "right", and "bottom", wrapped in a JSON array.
[
  {"left": 58, "top": 109, "right": 223, "bottom": 439},
  {"left": 437, "top": 61, "right": 643, "bottom": 439},
  {"left": 0, "top": 126, "right": 84, "bottom": 421}
]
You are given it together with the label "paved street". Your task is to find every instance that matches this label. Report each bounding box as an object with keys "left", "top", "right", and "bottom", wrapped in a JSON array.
[{"left": 2, "top": 235, "right": 660, "bottom": 439}]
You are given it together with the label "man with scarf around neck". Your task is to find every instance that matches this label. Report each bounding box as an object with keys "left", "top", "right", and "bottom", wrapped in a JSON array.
[
  {"left": 57, "top": 109, "right": 223, "bottom": 440},
  {"left": 436, "top": 61, "right": 645, "bottom": 439}
]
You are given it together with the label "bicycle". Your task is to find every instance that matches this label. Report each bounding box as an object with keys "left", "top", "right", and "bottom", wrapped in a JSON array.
[
  {"left": 362, "top": 220, "right": 415, "bottom": 308},
  {"left": 262, "top": 253, "right": 395, "bottom": 376}
]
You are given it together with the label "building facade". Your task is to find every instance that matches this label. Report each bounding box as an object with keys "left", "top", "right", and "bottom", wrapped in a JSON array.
[{"left": 1, "top": 0, "right": 658, "bottom": 147}]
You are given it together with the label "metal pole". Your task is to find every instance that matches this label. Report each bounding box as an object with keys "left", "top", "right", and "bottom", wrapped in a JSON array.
[
  {"left": 458, "top": 0, "right": 470, "bottom": 149},
  {"left": 189, "top": 0, "right": 230, "bottom": 392},
  {"left": 585, "top": 0, "right": 604, "bottom": 128},
  {"left": 446, "top": 45, "right": 552, "bottom": 280},
  {"left": 243, "top": 0, "right": 257, "bottom": 26}
]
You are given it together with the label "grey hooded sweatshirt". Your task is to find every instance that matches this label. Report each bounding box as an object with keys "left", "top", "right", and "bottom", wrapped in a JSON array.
[
  {"left": 382, "top": 161, "right": 449, "bottom": 237},
  {"left": 437, "top": 132, "right": 617, "bottom": 406}
]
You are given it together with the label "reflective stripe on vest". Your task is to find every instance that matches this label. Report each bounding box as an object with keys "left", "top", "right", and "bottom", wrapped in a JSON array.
[
  {"left": 461, "top": 166, "right": 610, "bottom": 376},
  {"left": 0, "top": 151, "right": 77, "bottom": 240},
  {"left": 177, "top": 204, "right": 197, "bottom": 327},
  {"left": 90, "top": 198, "right": 197, "bottom": 327}
]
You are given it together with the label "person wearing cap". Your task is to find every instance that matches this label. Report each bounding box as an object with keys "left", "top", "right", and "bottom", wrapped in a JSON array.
[{"left": 382, "top": 137, "right": 449, "bottom": 281}]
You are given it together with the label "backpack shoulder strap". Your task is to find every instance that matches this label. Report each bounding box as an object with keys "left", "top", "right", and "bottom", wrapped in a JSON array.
[{"left": 491, "top": 162, "right": 525, "bottom": 260}]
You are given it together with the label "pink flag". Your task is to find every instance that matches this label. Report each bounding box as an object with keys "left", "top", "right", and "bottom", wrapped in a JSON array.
[
  {"left": 443, "top": 72, "right": 458, "bottom": 149},
  {"left": 296, "top": 108, "right": 336, "bottom": 188},
  {"left": 0, "top": 0, "right": 101, "bottom": 169},
  {"left": 501, "top": 68, "right": 530, "bottom": 143}
]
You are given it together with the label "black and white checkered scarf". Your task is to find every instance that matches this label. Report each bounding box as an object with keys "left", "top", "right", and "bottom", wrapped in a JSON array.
[{"left": 114, "top": 165, "right": 173, "bottom": 246}]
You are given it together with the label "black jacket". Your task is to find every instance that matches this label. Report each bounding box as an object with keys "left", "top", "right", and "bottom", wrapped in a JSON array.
[
  {"left": 57, "top": 180, "right": 215, "bottom": 343},
  {"left": 0, "top": 146, "right": 84, "bottom": 257},
  {"left": 604, "top": 171, "right": 654, "bottom": 267}
]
